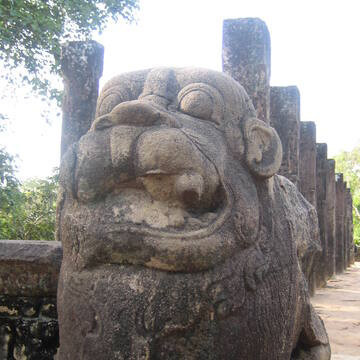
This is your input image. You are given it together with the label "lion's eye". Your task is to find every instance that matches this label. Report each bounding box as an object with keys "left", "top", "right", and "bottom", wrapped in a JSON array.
[
  {"left": 179, "top": 90, "right": 213, "bottom": 120},
  {"left": 177, "top": 83, "right": 225, "bottom": 125}
]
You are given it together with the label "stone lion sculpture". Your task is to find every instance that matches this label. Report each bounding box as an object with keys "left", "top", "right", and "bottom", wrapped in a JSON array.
[{"left": 56, "top": 68, "right": 330, "bottom": 359}]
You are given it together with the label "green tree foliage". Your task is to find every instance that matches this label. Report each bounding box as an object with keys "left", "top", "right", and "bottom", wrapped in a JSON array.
[
  {"left": 0, "top": 151, "right": 58, "bottom": 240},
  {"left": 18, "top": 172, "right": 59, "bottom": 240},
  {"left": 0, "top": 1, "right": 138, "bottom": 239},
  {"left": 334, "top": 146, "right": 360, "bottom": 245},
  {"left": 0, "top": 0, "right": 138, "bottom": 100},
  {"left": 0, "top": 148, "right": 23, "bottom": 237}
]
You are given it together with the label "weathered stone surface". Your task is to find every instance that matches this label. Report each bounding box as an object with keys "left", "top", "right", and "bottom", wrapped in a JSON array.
[
  {"left": 57, "top": 68, "right": 330, "bottom": 359},
  {"left": 0, "top": 241, "right": 61, "bottom": 358},
  {"left": 270, "top": 86, "right": 301, "bottom": 186},
  {"left": 222, "top": 18, "right": 271, "bottom": 123},
  {"left": 315, "top": 144, "right": 328, "bottom": 287},
  {"left": 299, "top": 122, "right": 317, "bottom": 207},
  {"left": 61, "top": 40, "right": 104, "bottom": 158},
  {"left": 325, "top": 160, "right": 336, "bottom": 279},
  {"left": 335, "top": 174, "right": 345, "bottom": 273},
  {"left": 0, "top": 296, "right": 58, "bottom": 360},
  {"left": 0, "top": 323, "right": 12, "bottom": 359},
  {"left": 0, "top": 240, "right": 62, "bottom": 296}
]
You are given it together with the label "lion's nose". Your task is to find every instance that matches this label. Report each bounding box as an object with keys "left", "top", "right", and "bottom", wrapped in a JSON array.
[{"left": 134, "top": 128, "right": 219, "bottom": 209}]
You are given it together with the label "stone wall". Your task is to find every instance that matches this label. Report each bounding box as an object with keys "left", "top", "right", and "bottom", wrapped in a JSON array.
[{"left": 0, "top": 241, "right": 62, "bottom": 359}]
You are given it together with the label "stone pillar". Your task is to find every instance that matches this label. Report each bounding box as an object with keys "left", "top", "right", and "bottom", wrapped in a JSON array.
[
  {"left": 315, "top": 143, "right": 328, "bottom": 287},
  {"left": 298, "top": 121, "right": 317, "bottom": 294},
  {"left": 335, "top": 174, "right": 345, "bottom": 273},
  {"left": 270, "top": 86, "right": 301, "bottom": 186},
  {"left": 343, "top": 182, "right": 348, "bottom": 270},
  {"left": 60, "top": 40, "right": 104, "bottom": 158},
  {"left": 344, "top": 188, "right": 353, "bottom": 268},
  {"left": 347, "top": 190, "right": 355, "bottom": 264},
  {"left": 222, "top": 18, "right": 271, "bottom": 123},
  {"left": 299, "top": 121, "right": 317, "bottom": 207},
  {"left": 325, "top": 159, "right": 336, "bottom": 279}
]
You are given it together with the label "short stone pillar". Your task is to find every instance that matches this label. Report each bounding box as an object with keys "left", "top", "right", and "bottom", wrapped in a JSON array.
[
  {"left": 343, "top": 183, "right": 347, "bottom": 270},
  {"left": 346, "top": 190, "right": 355, "bottom": 264},
  {"left": 344, "top": 188, "right": 353, "bottom": 268},
  {"left": 298, "top": 121, "right": 317, "bottom": 294},
  {"left": 222, "top": 18, "right": 271, "bottom": 123},
  {"left": 335, "top": 174, "right": 345, "bottom": 273},
  {"left": 60, "top": 40, "right": 104, "bottom": 158},
  {"left": 343, "top": 186, "right": 348, "bottom": 268},
  {"left": 315, "top": 143, "right": 328, "bottom": 287},
  {"left": 325, "top": 159, "right": 336, "bottom": 279},
  {"left": 270, "top": 86, "right": 301, "bottom": 187},
  {"left": 299, "top": 122, "right": 317, "bottom": 206}
]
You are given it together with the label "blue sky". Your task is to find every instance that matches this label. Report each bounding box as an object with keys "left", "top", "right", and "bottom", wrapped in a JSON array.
[{"left": 1, "top": 0, "right": 360, "bottom": 179}]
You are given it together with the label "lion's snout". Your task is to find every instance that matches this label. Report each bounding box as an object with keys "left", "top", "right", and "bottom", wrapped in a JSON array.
[{"left": 134, "top": 127, "right": 220, "bottom": 210}]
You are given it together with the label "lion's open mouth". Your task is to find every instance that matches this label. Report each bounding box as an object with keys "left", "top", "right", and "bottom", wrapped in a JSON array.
[{"left": 104, "top": 173, "right": 230, "bottom": 239}]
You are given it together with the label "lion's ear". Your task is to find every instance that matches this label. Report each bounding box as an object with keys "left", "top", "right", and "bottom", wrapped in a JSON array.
[{"left": 244, "top": 118, "right": 282, "bottom": 178}]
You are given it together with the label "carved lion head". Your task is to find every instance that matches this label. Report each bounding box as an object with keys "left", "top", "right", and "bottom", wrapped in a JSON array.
[{"left": 58, "top": 68, "right": 282, "bottom": 272}]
